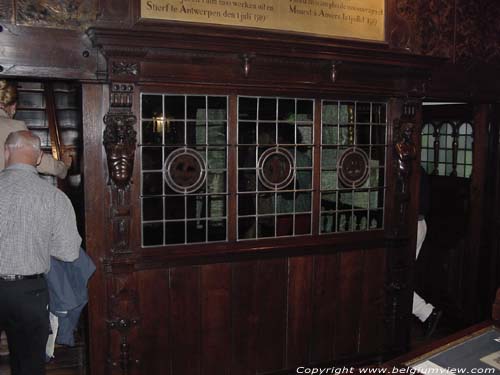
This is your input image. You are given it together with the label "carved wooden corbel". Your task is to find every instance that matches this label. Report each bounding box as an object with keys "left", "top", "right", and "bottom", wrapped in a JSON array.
[
  {"left": 103, "top": 83, "right": 136, "bottom": 190},
  {"left": 103, "top": 113, "right": 137, "bottom": 189},
  {"left": 103, "top": 83, "right": 137, "bottom": 255},
  {"left": 394, "top": 121, "right": 416, "bottom": 192},
  {"left": 394, "top": 103, "right": 417, "bottom": 194}
]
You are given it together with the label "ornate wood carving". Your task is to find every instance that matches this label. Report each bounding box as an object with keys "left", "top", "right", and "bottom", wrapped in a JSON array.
[
  {"left": 383, "top": 101, "right": 420, "bottom": 354},
  {"left": 389, "top": 0, "right": 414, "bottom": 51},
  {"left": 385, "top": 268, "right": 409, "bottom": 353},
  {"left": 392, "top": 0, "right": 453, "bottom": 58},
  {"left": 391, "top": 102, "right": 418, "bottom": 237},
  {"left": 455, "top": 0, "right": 500, "bottom": 67},
  {"left": 392, "top": 0, "right": 500, "bottom": 66},
  {"left": 15, "top": 0, "right": 97, "bottom": 29},
  {"left": 103, "top": 83, "right": 136, "bottom": 189},
  {"left": 394, "top": 110, "right": 417, "bottom": 196},
  {"left": 96, "top": 0, "right": 132, "bottom": 24},
  {"left": 416, "top": 0, "right": 454, "bottom": 58},
  {"left": 103, "top": 112, "right": 136, "bottom": 189},
  {"left": 103, "top": 82, "right": 136, "bottom": 255},
  {"left": 0, "top": 2, "right": 14, "bottom": 23},
  {"left": 107, "top": 273, "right": 140, "bottom": 374},
  {"left": 112, "top": 61, "right": 138, "bottom": 77}
]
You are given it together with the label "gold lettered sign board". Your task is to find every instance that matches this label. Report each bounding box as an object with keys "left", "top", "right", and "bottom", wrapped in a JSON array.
[{"left": 141, "top": 0, "right": 385, "bottom": 41}]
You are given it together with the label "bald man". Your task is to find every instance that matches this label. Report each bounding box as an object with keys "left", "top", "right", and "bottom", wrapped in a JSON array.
[{"left": 0, "top": 131, "right": 81, "bottom": 375}]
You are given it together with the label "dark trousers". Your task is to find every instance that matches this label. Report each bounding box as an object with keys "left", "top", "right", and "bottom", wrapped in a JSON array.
[{"left": 0, "top": 277, "right": 49, "bottom": 375}]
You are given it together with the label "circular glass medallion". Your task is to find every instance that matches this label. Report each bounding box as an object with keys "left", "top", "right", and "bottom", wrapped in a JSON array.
[
  {"left": 164, "top": 148, "right": 206, "bottom": 193},
  {"left": 258, "top": 147, "right": 295, "bottom": 190},
  {"left": 337, "top": 147, "right": 370, "bottom": 188}
]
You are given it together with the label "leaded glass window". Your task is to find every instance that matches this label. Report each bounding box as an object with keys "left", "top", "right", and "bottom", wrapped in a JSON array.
[
  {"left": 320, "top": 101, "right": 387, "bottom": 233},
  {"left": 438, "top": 122, "right": 454, "bottom": 176},
  {"left": 421, "top": 123, "right": 435, "bottom": 174},
  {"left": 140, "top": 93, "right": 389, "bottom": 247},
  {"left": 141, "top": 94, "right": 228, "bottom": 246},
  {"left": 457, "top": 122, "right": 473, "bottom": 178},
  {"left": 237, "top": 96, "right": 314, "bottom": 240},
  {"left": 420, "top": 120, "right": 473, "bottom": 178}
]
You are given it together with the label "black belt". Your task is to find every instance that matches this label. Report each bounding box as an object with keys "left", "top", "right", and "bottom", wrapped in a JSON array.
[{"left": 0, "top": 274, "right": 44, "bottom": 281}]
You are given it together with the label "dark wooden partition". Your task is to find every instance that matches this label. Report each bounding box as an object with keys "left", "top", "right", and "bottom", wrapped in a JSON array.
[{"left": 78, "top": 13, "right": 443, "bottom": 372}]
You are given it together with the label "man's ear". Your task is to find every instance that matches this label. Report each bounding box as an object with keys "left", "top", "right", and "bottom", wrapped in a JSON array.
[
  {"left": 10, "top": 103, "right": 17, "bottom": 118},
  {"left": 36, "top": 151, "right": 43, "bottom": 166},
  {"left": 4, "top": 147, "right": 10, "bottom": 164}
]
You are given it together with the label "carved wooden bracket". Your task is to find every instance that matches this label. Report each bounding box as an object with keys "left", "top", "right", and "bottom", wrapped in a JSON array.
[
  {"left": 394, "top": 104, "right": 417, "bottom": 194},
  {"left": 103, "top": 112, "right": 137, "bottom": 189},
  {"left": 103, "top": 83, "right": 137, "bottom": 255},
  {"left": 103, "top": 83, "right": 136, "bottom": 189}
]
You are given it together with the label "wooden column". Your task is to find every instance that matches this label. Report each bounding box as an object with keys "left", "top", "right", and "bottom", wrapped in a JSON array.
[{"left": 83, "top": 82, "right": 109, "bottom": 375}]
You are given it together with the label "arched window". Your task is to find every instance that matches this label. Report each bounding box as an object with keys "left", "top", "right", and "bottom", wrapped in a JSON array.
[
  {"left": 421, "top": 120, "right": 473, "bottom": 178},
  {"left": 456, "top": 122, "right": 473, "bottom": 178},
  {"left": 421, "top": 123, "right": 435, "bottom": 174},
  {"left": 438, "top": 122, "right": 454, "bottom": 176}
]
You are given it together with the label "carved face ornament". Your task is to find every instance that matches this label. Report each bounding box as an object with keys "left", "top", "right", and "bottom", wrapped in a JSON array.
[
  {"left": 103, "top": 114, "right": 137, "bottom": 188},
  {"left": 107, "top": 143, "right": 135, "bottom": 188}
]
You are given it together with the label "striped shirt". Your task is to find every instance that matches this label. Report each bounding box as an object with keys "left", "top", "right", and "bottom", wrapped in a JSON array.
[{"left": 0, "top": 164, "right": 81, "bottom": 275}]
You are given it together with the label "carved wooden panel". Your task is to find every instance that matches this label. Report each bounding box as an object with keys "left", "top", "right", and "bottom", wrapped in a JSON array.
[
  {"left": 455, "top": 0, "right": 482, "bottom": 67},
  {"left": 0, "top": 1, "right": 14, "bottom": 23},
  {"left": 393, "top": 0, "right": 500, "bottom": 67},
  {"left": 103, "top": 82, "right": 137, "bottom": 255},
  {"left": 96, "top": 0, "right": 132, "bottom": 26},
  {"left": 16, "top": 0, "right": 97, "bottom": 29},
  {"left": 416, "top": 0, "right": 454, "bottom": 58},
  {"left": 389, "top": 0, "right": 414, "bottom": 51},
  {"left": 455, "top": 0, "right": 500, "bottom": 66},
  {"left": 393, "top": 0, "right": 454, "bottom": 57}
]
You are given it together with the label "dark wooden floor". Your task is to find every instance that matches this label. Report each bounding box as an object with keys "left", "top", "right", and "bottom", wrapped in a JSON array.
[{"left": 0, "top": 343, "right": 85, "bottom": 375}]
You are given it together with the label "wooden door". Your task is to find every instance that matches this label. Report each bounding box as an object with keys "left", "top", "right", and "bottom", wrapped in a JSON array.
[{"left": 415, "top": 103, "right": 489, "bottom": 329}]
